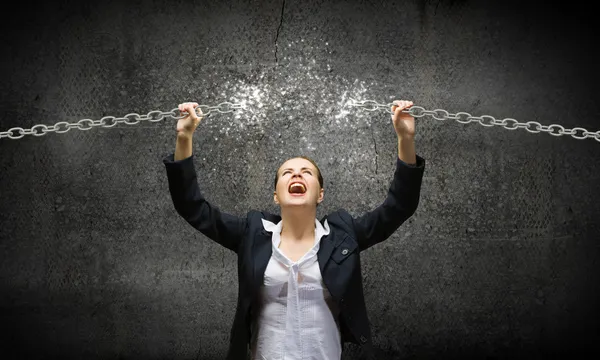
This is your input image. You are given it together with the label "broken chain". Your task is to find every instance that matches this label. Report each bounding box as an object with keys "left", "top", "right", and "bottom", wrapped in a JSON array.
[
  {"left": 347, "top": 98, "right": 600, "bottom": 142},
  {"left": 1, "top": 99, "right": 598, "bottom": 143}
]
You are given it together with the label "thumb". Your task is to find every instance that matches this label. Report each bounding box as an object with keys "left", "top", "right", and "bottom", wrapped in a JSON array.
[{"left": 391, "top": 105, "right": 400, "bottom": 120}]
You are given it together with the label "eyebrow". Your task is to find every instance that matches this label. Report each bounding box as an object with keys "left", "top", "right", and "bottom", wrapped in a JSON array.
[{"left": 281, "top": 167, "right": 313, "bottom": 173}]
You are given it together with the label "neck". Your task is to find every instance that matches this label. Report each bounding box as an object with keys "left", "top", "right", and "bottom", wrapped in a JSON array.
[{"left": 280, "top": 207, "right": 316, "bottom": 241}]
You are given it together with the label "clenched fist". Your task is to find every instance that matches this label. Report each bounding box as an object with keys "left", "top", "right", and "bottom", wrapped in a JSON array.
[
  {"left": 177, "top": 102, "right": 204, "bottom": 136},
  {"left": 391, "top": 100, "right": 415, "bottom": 138}
]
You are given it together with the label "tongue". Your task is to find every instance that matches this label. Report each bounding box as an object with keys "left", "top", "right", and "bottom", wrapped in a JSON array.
[{"left": 289, "top": 185, "right": 305, "bottom": 194}]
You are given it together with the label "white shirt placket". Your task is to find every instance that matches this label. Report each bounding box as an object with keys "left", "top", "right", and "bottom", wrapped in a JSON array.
[
  {"left": 284, "top": 261, "right": 302, "bottom": 358},
  {"left": 258, "top": 218, "right": 334, "bottom": 360}
]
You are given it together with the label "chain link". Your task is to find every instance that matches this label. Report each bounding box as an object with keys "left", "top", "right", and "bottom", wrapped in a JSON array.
[
  {"left": 347, "top": 98, "right": 600, "bottom": 143},
  {"left": 2, "top": 98, "right": 598, "bottom": 143},
  {"left": 0, "top": 102, "right": 243, "bottom": 140}
]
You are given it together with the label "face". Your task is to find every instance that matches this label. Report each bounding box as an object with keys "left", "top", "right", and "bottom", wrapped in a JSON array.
[{"left": 274, "top": 158, "right": 324, "bottom": 208}]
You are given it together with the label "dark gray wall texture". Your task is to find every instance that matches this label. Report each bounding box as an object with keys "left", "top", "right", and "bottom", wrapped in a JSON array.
[{"left": 1, "top": 0, "right": 598, "bottom": 359}]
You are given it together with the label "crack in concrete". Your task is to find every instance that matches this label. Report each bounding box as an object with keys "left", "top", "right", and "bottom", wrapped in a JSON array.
[
  {"left": 274, "top": 0, "right": 286, "bottom": 64},
  {"left": 370, "top": 125, "right": 378, "bottom": 175}
]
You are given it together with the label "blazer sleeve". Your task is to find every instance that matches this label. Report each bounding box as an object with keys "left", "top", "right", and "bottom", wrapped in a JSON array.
[
  {"left": 162, "top": 153, "right": 247, "bottom": 253},
  {"left": 351, "top": 155, "right": 426, "bottom": 252}
]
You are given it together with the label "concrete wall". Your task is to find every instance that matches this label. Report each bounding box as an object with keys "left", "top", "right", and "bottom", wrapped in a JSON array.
[{"left": 1, "top": 0, "right": 598, "bottom": 358}]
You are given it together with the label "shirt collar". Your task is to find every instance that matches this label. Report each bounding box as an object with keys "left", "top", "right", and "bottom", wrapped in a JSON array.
[{"left": 261, "top": 217, "right": 330, "bottom": 238}]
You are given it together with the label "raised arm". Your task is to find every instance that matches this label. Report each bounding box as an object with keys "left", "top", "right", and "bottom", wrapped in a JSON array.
[
  {"left": 351, "top": 100, "right": 425, "bottom": 251},
  {"left": 163, "top": 102, "right": 247, "bottom": 253}
]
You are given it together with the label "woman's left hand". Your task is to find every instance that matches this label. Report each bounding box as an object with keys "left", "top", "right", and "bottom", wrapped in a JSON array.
[{"left": 391, "top": 100, "right": 415, "bottom": 138}]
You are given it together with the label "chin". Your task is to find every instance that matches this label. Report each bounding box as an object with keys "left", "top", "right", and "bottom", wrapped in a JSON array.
[
  {"left": 283, "top": 200, "right": 312, "bottom": 207},
  {"left": 285, "top": 202, "right": 309, "bottom": 207}
]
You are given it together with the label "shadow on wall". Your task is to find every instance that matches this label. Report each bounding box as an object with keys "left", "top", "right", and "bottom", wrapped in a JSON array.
[
  {"left": 1, "top": 281, "right": 598, "bottom": 360},
  {"left": 0, "top": 283, "right": 232, "bottom": 360}
]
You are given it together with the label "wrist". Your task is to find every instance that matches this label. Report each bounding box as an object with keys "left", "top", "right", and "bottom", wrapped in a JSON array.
[
  {"left": 177, "top": 131, "right": 193, "bottom": 140},
  {"left": 397, "top": 134, "right": 415, "bottom": 142}
]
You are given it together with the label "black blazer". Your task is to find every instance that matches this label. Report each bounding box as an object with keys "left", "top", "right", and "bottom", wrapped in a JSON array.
[{"left": 163, "top": 153, "right": 426, "bottom": 359}]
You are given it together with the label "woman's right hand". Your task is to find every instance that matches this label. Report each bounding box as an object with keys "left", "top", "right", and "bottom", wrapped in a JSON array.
[{"left": 177, "top": 102, "right": 204, "bottom": 136}]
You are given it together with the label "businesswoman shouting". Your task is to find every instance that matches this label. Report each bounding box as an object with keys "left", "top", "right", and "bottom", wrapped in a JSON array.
[{"left": 162, "top": 99, "right": 425, "bottom": 360}]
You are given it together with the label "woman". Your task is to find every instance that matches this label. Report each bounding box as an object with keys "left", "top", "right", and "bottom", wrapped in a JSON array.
[{"left": 163, "top": 99, "right": 425, "bottom": 360}]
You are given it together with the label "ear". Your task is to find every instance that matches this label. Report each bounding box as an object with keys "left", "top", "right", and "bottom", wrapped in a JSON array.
[
  {"left": 274, "top": 191, "right": 279, "bottom": 205},
  {"left": 317, "top": 188, "right": 324, "bottom": 204}
]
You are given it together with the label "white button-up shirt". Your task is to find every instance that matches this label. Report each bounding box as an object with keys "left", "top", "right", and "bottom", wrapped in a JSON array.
[{"left": 250, "top": 218, "right": 342, "bottom": 360}]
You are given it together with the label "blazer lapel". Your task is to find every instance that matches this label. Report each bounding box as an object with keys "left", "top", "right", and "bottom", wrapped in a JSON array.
[
  {"left": 317, "top": 234, "right": 335, "bottom": 275},
  {"left": 317, "top": 232, "right": 344, "bottom": 275},
  {"left": 253, "top": 228, "right": 274, "bottom": 288}
]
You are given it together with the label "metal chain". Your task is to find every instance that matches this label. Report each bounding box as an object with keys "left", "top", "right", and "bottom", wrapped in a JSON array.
[
  {"left": 346, "top": 98, "right": 600, "bottom": 143},
  {"left": 2, "top": 98, "right": 599, "bottom": 143},
  {"left": 0, "top": 102, "right": 243, "bottom": 140}
]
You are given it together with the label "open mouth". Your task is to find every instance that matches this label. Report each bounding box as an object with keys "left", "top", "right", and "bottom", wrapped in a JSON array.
[{"left": 288, "top": 182, "right": 307, "bottom": 196}]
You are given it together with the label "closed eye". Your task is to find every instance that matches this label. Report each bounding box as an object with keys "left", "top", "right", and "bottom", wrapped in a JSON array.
[{"left": 283, "top": 170, "right": 312, "bottom": 175}]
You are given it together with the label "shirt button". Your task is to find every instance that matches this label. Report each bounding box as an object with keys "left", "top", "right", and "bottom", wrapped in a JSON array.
[
  {"left": 342, "top": 249, "right": 349, "bottom": 255},
  {"left": 360, "top": 335, "right": 367, "bottom": 343}
]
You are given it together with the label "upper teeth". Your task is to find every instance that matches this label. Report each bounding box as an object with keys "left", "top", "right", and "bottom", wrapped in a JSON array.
[{"left": 290, "top": 183, "right": 305, "bottom": 191}]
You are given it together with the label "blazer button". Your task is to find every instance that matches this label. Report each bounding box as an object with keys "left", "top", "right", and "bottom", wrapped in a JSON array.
[
  {"left": 342, "top": 249, "right": 349, "bottom": 255},
  {"left": 360, "top": 335, "right": 367, "bottom": 343}
]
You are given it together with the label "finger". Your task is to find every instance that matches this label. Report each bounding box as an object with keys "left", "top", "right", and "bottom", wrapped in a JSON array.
[
  {"left": 189, "top": 105, "right": 199, "bottom": 119},
  {"left": 392, "top": 99, "right": 415, "bottom": 114},
  {"left": 183, "top": 104, "right": 192, "bottom": 116},
  {"left": 187, "top": 104, "right": 196, "bottom": 117},
  {"left": 396, "top": 101, "right": 405, "bottom": 112}
]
